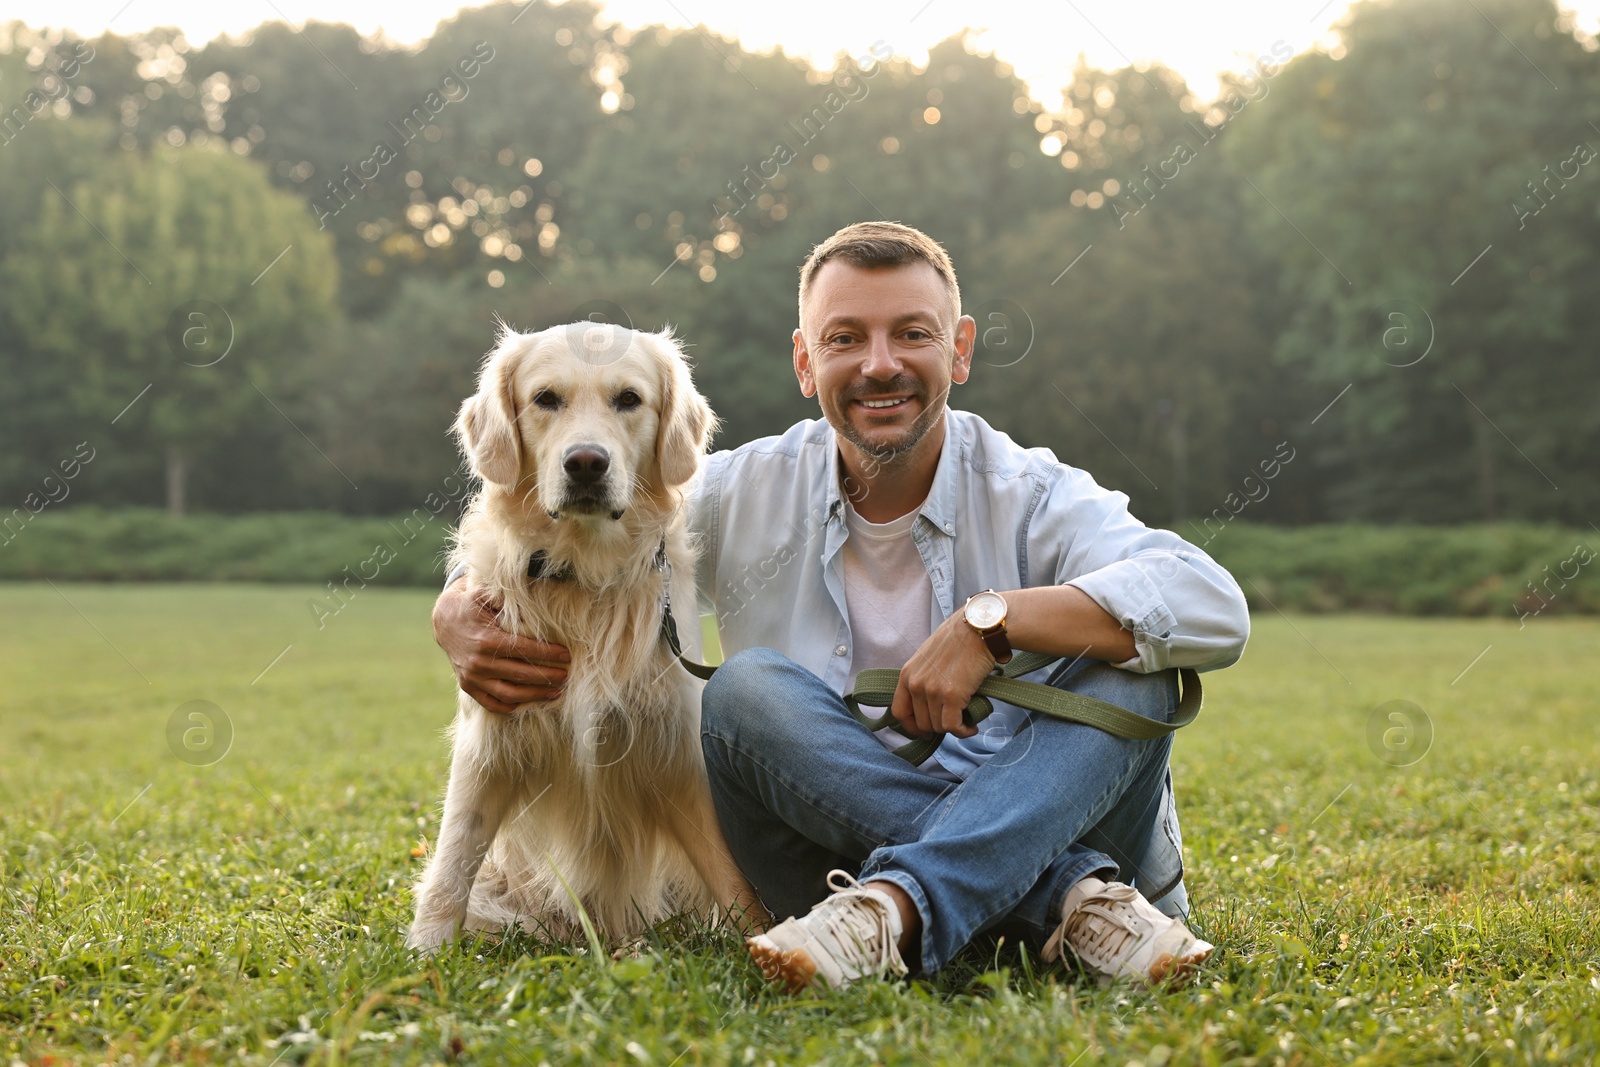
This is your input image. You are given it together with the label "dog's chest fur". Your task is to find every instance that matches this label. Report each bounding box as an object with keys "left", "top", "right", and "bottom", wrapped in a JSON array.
[{"left": 453, "top": 496, "right": 699, "bottom": 778}]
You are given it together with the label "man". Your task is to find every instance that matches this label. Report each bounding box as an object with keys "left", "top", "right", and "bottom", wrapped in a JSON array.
[{"left": 433, "top": 221, "right": 1250, "bottom": 991}]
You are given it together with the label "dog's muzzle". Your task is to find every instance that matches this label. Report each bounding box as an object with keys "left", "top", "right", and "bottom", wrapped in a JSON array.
[{"left": 555, "top": 444, "right": 624, "bottom": 519}]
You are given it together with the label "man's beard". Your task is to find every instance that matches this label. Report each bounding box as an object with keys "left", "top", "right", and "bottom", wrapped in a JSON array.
[{"left": 835, "top": 375, "right": 946, "bottom": 470}]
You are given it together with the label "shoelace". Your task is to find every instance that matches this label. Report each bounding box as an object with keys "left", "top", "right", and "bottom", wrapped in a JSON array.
[
  {"left": 815, "top": 870, "right": 906, "bottom": 977},
  {"left": 1044, "top": 881, "right": 1144, "bottom": 964}
]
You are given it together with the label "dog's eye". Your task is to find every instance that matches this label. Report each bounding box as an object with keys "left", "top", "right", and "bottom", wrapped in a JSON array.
[
  {"left": 613, "top": 390, "right": 642, "bottom": 411},
  {"left": 534, "top": 390, "right": 563, "bottom": 410}
]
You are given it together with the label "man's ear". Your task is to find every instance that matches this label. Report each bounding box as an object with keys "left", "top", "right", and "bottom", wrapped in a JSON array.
[
  {"left": 793, "top": 328, "right": 817, "bottom": 397},
  {"left": 951, "top": 314, "right": 976, "bottom": 386},
  {"left": 655, "top": 330, "right": 717, "bottom": 487},
  {"left": 454, "top": 331, "right": 526, "bottom": 486}
]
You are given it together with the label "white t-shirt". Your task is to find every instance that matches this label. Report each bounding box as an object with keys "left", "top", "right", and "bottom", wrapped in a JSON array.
[{"left": 840, "top": 498, "right": 958, "bottom": 780}]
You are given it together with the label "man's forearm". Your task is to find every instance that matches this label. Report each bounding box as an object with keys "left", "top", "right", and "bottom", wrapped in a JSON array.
[
  {"left": 1000, "top": 584, "right": 1138, "bottom": 665},
  {"left": 895, "top": 583, "right": 1137, "bottom": 739}
]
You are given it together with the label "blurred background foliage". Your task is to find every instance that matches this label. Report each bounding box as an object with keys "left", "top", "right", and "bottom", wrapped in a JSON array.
[{"left": 0, "top": 0, "right": 1597, "bottom": 532}]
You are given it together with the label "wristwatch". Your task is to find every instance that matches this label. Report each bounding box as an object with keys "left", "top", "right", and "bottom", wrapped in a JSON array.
[{"left": 962, "top": 589, "right": 1013, "bottom": 665}]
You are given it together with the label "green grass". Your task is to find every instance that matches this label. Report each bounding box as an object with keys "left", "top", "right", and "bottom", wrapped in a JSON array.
[{"left": 2, "top": 583, "right": 1596, "bottom": 1065}]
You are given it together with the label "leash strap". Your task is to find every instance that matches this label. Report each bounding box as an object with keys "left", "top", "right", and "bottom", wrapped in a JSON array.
[
  {"left": 660, "top": 594, "right": 718, "bottom": 681},
  {"left": 660, "top": 596, "right": 1202, "bottom": 763},
  {"left": 843, "top": 652, "right": 1202, "bottom": 765}
]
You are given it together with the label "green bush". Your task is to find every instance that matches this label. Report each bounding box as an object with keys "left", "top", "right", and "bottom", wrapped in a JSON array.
[
  {"left": 3, "top": 509, "right": 1597, "bottom": 618},
  {"left": 0, "top": 507, "right": 453, "bottom": 586},
  {"left": 1191, "top": 522, "right": 1599, "bottom": 618}
]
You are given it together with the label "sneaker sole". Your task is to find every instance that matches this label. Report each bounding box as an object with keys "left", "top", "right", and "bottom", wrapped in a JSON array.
[
  {"left": 1143, "top": 940, "right": 1214, "bottom": 987},
  {"left": 747, "top": 937, "right": 821, "bottom": 994}
]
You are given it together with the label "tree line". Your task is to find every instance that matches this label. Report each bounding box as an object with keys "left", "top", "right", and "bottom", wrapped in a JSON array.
[{"left": 0, "top": 0, "right": 1596, "bottom": 530}]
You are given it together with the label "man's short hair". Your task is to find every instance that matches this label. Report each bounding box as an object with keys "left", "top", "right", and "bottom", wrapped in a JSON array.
[{"left": 797, "top": 221, "right": 961, "bottom": 332}]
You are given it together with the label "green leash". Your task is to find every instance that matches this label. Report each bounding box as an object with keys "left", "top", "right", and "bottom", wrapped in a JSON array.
[
  {"left": 660, "top": 605, "right": 1201, "bottom": 765},
  {"left": 660, "top": 598, "right": 719, "bottom": 681},
  {"left": 844, "top": 652, "right": 1202, "bottom": 766}
]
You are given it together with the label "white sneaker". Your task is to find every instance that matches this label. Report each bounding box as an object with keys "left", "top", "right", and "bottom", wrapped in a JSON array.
[
  {"left": 1042, "top": 876, "right": 1213, "bottom": 987},
  {"left": 746, "top": 870, "right": 909, "bottom": 992}
]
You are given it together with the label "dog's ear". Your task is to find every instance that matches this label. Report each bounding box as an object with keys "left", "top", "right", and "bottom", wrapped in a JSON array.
[
  {"left": 455, "top": 331, "right": 527, "bottom": 486},
  {"left": 653, "top": 329, "right": 716, "bottom": 488}
]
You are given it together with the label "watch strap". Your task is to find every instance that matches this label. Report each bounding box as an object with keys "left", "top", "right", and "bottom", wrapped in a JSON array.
[{"left": 979, "top": 627, "right": 1013, "bottom": 664}]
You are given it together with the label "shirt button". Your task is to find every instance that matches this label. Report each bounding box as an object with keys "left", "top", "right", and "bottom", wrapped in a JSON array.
[
  {"left": 944, "top": 522, "right": 954, "bottom": 534},
  {"left": 835, "top": 644, "right": 848, "bottom": 657}
]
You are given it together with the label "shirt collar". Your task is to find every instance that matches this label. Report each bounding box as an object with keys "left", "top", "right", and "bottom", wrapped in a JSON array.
[
  {"left": 819, "top": 410, "right": 962, "bottom": 538},
  {"left": 918, "top": 410, "right": 961, "bottom": 538},
  {"left": 822, "top": 429, "right": 847, "bottom": 524}
]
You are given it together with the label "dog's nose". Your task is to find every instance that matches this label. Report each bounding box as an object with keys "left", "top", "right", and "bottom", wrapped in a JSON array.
[{"left": 562, "top": 446, "right": 610, "bottom": 484}]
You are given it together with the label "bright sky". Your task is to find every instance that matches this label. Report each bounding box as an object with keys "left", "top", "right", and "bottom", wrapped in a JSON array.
[{"left": 5, "top": 0, "right": 1599, "bottom": 102}]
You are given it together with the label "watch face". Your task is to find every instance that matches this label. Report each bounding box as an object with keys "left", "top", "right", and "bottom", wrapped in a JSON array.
[{"left": 966, "top": 591, "right": 1006, "bottom": 629}]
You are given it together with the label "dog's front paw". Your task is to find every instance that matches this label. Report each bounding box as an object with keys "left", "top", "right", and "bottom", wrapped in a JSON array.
[{"left": 405, "top": 915, "right": 462, "bottom": 954}]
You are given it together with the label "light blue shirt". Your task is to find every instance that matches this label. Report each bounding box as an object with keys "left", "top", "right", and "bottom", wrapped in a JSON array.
[{"left": 691, "top": 408, "right": 1251, "bottom": 781}]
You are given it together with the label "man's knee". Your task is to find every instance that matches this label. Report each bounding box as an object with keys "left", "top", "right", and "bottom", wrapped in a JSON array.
[{"left": 700, "top": 647, "right": 802, "bottom": 742}]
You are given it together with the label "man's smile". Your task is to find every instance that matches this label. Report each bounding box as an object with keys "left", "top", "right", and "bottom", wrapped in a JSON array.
[{"left": 845, "top": 380, "right": 925, "bottom": 421}]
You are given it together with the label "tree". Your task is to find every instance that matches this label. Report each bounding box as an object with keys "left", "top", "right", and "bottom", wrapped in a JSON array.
[
  {"left": 1225, "top": 0, "right": 1600, "bottom": 522},
  {"left": 5, "top": 5, "right": 1597, "bottom": 523},
  {"left": 2, "top": 145, "right": 339, "bottom": 514},
  {"left": 0, "top": 115, "right": 120, "bottom": 504},
  {"left": 182, "top": 2, "right": 615, "bottom": 317},
  {"left": 951, "top": 60, "right": 1286, "bottom": 530}
]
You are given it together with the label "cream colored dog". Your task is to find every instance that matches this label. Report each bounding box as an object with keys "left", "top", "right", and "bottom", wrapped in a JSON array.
[{"left": 407, "top": 321, "right": 763, "bottom": 952}]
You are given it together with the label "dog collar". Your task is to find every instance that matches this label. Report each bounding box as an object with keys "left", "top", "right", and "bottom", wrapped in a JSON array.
[
  {"left": 528, "top": 539, "right": 669, "bottom": 583},
  {"left": 526, "top": 551, "right": 575, "bottom": 582}
]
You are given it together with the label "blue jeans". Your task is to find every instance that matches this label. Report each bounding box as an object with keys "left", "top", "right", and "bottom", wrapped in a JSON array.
[{"left": 700, "top": 648, "right": 1189, "bottom": 974}]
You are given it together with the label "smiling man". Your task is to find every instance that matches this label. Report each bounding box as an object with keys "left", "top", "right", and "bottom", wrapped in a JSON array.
[{"left": 433, "top": 221, "right": 1250, "bottom": 990}]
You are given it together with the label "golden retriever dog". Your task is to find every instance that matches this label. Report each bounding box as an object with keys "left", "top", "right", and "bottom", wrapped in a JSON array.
[{"left": 407, "top": 321, "right": 764, "bottom": 952}]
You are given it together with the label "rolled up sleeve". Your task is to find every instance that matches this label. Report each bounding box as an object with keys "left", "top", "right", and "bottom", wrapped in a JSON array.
[{"left": 1029, "top": 467, "right": 1250, "bottom": 673}]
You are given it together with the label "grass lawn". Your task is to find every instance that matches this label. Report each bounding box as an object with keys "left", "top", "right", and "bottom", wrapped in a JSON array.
[{"left": 1, "top": 583, "right": 1596, "bottom": 1065}]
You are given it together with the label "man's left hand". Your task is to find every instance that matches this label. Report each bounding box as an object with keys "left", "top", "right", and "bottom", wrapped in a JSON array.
[{"left": 891, "top": 612, "right": 992, "bottom": 740}]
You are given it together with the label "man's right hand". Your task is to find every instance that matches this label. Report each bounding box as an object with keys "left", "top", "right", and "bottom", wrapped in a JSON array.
[{"left": 433, "top": 577, "right": 570, "bottom": 713}]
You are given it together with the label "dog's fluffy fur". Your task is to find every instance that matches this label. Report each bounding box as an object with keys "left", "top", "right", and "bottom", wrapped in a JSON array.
[{"left": 407, "top": 322, "right": 760, "bottom": 951}]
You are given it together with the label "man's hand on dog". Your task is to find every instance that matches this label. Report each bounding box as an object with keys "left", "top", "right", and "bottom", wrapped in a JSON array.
[{"left": 434, "top": 578, "right": 570, "bottom": 712}]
